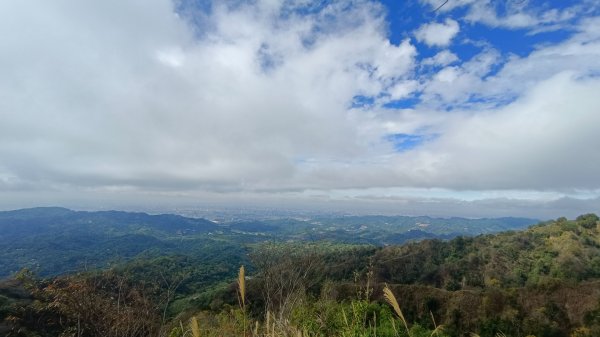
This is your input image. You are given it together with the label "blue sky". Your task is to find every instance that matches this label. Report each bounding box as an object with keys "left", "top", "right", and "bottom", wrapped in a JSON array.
[{"left": 0, "top": 0, "right": 599, "bottom": 218}]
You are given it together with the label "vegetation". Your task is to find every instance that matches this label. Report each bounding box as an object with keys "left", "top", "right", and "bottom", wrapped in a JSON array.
[
  {"left": 0, "top": 207, "right": 536, "bottom": 278},
  {"left": 1, "top": 210, "right": 599, "bottom": 336}
]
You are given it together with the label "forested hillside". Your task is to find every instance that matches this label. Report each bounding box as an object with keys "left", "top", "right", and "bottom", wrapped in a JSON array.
[
  {"left": 0, "top": 207, "right": 536, "bottom": 278},
  {"left": 2, "top": 212, "right": 600, "bottom": 336},
  {"left": 0, "top": 207, "right": 231, "bottom": 277},
  {"left": 373, "top": 213, "right": 600, "bottom": 288}
]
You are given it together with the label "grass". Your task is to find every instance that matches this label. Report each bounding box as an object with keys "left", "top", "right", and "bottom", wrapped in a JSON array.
[
  {"left": 170, "top": 267, "right": 453, "bottom": 337},
  {"left": 383, "top": 284, "right": 410, "bottom": 336},
  {"left": 238, "top": 266, "right": 247, "bottom": 336},
  {"left": 191, "top": 316, "right": 200, "bottom": 337}
]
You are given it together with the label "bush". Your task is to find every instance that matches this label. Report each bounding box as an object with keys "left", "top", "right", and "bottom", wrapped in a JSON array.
[{"left": 576, "top": 214, "right": 599, "bottom": 229}]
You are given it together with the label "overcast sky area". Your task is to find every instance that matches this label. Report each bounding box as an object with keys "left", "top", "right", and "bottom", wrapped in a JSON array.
[{"left": 1, "top": 0, "right": 599, "bottom": 219}]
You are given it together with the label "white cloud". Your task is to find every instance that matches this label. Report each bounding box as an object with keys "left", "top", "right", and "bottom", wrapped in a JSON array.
[
  {"left": 417, "top": 72, "right": 600, "bottom": 190},
  {"left": 156, "top": 47, "right": 186, "bottom": 67},
  {"left": 1, "top": 0, "right": 599, "bottom": 217},
  {"left": 0, "top": 0, "right": 415, "bottom": 193},
  {"left": 289, "top": 71, "right": 600, "bottom": 197},
  {"left": 420, "top": 48, "right": 502, "bottom": 107},
  {"left": 385, "top": 80, "right": 419, "bottom": 100},
  {"left": 414, "top": 15, "right": 600, "bottom": 111},
  {"left": 422, "top": 50, "right": 459, "bottom": 67},
  {"left": 284, "top": 19, "right": 600, "bottom": 195},
  {"left": 422, "top": 0, "right": 594, "bottom": 31},
  {"left": 414, "top": 18, "right": 460, "bottom": 47},
  {"left": 421, "top": 0, "right": 477, "bottom": 12}
]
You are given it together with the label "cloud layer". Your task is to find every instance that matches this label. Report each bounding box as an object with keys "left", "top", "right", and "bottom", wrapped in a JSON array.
[{"left": 0, "top": 0, "right": 599, "bottom": 218}]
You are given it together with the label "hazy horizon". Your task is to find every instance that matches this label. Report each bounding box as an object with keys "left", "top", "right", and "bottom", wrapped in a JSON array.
[{"left": 1, "top": 194, "right": 596, "bottom": 221}]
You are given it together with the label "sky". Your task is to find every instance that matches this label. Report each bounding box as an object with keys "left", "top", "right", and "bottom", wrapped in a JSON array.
[{"left": 1, "top": 0, "right": 600, "bottom": 219}]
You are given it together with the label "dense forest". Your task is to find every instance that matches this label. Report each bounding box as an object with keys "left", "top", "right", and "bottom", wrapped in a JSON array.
[
  {"left": 1, "top": 211, "right": 600, "bottom": 336},
  {"left": 0, "top": 207, "right": 536, "bottom": 278}
]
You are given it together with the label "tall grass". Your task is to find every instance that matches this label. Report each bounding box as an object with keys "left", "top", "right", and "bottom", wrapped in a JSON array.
[
  {"left": 383, "top": 284, "right": 410, "bottom": 336},
  {"left": 169, "top": 266, "right": 453, "bottom": 337},
  {"left": 190, "top": 316, "right": 200, "bottom": 337},
  {"left": 238, "top": 265, "right": 247, "bottom": 336},
  {"left": 430, "top": 311, "right": 445, "bottom": 337}
]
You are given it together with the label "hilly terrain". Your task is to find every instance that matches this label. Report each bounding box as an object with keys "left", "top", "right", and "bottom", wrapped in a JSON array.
[
  {"left": 4, "top": 209, "right": 600, "bottom": 336},
  {"left": 0, "top": 207, "right": 537, "bottom": 278}
]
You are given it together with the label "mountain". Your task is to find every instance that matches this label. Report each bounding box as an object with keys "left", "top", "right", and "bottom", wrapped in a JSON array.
[
  {"left": 0, "top": 207, "right": 217, "bottom": 239},
  {"left": 0, "top": 207, "right": 220, "bottom": 277},
  {"left": 2, "top": 212, "right": 599, "bottom": 337},
  {"left": 239, "top": 214, "right": 539, "bottom": 244},
  {"left": 372, "top": 213, "right": 600, "bottom": 288},
  {"left": 0, "top": 207, "right": 538, "bottom": 278}
]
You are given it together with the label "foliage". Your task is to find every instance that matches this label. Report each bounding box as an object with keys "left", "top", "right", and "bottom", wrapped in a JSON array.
[
  {"left": 0, "top": 207, "right": 536, "bottom": 278},
  {"left": 372, "top": 215, "right": 600, "bottom": 288},
  {"left": 7, "top": 269, "right": 162, "bottom": 337},
  {"left": 2, "top": 213, "right": 600, "bottom": 337}
]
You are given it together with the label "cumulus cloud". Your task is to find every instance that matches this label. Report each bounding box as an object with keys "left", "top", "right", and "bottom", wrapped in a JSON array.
[
  {"left": 422, "top": 50, "right": 459, "bottom": 67},
  {"left": 284, "top": 70, "right": 600, "bottom": 203},
  {"left": 422, "top": 0, "right": 599, "bottom": 33},
  {"left": 464, "top": 2, "right": 585, "bottom": 30},
  {"left": 286, "top": 20, "right": 600, "bottom": 195},
  {"left": 420, "top": 48, "right": 502, "bottom": 107},
  {"left": 414, "top": 72, "right": 600, "bottom": 190},
  {"left": 414, "top": 19, "right": 460, "bottom": 47},
  {"left": 0, "top": 0, "right": 415, "bottom": 193},
  {"left": 1, "top": 0, "right": 599, "bottom": 217},
  {"left": 418, "top": 17, "right": 600, "bottom": 109}
]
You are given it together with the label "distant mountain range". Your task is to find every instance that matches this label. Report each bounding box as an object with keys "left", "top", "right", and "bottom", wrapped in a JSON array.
[{"left": 0, "top": 207, "right": 539, "bottom": 278}]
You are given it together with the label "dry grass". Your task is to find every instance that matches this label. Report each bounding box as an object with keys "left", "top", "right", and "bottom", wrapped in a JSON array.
[
  {"left": 238, "top": 265, "right": 246, "bottom": 310},
  {"left": 383, "top": 284, "right": 410, "bottom": 336},
  {"left": 429, "top": 311, "right": 445, "bottom": 337},
  {"left": 238, "top": 265, "right": 247, "bottom": 336},
  {"left": 180, "top": 267, "right": 450, "bottom": 337},
  {"left": 190, "top": 316, "right": 200, "bottom": 337}
]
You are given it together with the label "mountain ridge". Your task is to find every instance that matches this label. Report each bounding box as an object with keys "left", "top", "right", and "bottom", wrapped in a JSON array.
[{"left": 0, "top": 207, "right": 539, "bottom": 278}]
